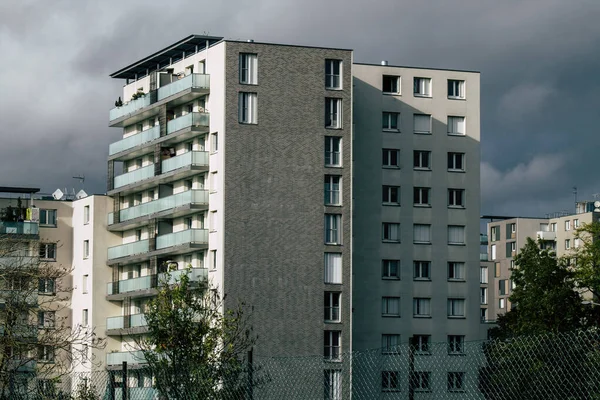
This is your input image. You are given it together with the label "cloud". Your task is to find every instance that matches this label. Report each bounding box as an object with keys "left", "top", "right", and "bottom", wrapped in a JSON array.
[{"left": 497, "top": 83, "right": 556, "bottom": 122}]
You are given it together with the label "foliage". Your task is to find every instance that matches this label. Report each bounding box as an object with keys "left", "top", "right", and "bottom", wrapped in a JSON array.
[
  {"left": 137, "top": 265, "right": 255, "bottom": 399},
  {"left": 130, "top": 91, "right": 145, "bottom": 101},
  {"left": 114, "top": 97, "right": 123, "bottom": 108},
  {"left": 568, "top": 221, "right": 600, "bottom": 299},
  {"left": 71, "top": 379, "right": 100, "bottom": 400}
]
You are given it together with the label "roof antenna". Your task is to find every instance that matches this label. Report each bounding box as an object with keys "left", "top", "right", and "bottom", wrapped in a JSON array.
[
  {"left": 73, "top": 174, "right": 85, "bottom": 187},
  {"left": 573, "top": 186, "right": 577, "bottom": 214}
]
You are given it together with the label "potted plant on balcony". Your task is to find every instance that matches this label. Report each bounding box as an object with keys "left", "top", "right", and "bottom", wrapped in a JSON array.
[{"left": 131, "top": 91, "right": 145, "bottom": 101}]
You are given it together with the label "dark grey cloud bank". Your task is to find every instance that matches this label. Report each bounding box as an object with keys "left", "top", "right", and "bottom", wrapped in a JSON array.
[{"left": 1, "top": 0, "right": 599, "bottom": 217}]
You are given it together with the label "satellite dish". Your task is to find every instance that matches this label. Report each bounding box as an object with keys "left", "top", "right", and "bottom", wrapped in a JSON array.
[
  {"left": 594, "top": 201, "right": 600, "bottom": 212},
  {"left": 52, "top": 189, "right": 64, "bottom": 200},
  {"left": 75, "top": 190, "right": 88, "bottom": 199}
]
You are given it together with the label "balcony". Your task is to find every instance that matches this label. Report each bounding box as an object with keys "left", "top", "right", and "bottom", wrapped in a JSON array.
[
  {"left": 162, "top": 151, "right": 208, "bottom": 174},
  {"left": 107, "top": 275, "right": 153, "bottom": 296},
  {"left": 107, "top": 267, "right": 207, "bottom": 299},
  {"left": 106, "top": 314, "right": 147, "bottom": 335},
  {"left": 108, "top": 190, "right": 209, "bottom": 230},
  {"left": 480, "top": 234, "right": 488, "bottom": 245},
  {"left": 157, "top": 74, "right": 210, "bottom": 101},
  {"left": 107, "top": 239, "right": 149, "bottom": 261},
  {"left": 166, "top": 112, "right": 209, "bottom": 134},
  {"left": 106, "top": 350, "right": 146, "bottom": 367},
  {"left": 114, "top": 165, "right": 155, "bottom": 189},
  {"left": 109, "top": 126, "right": 160, "bottom": 156},
  {"left": 537, "top": 231, "right": 556, "bottom": 241},
  {"left": 480, "top": 253, "right": 489, "bottom": 261},
  {"left": 0, "top": 221, "right": 39, "bottom": 235},
  {"left": 109, "top": 96, "right": 152, "bottom": 122},
  {"left": 156, "top": 229, "right": 208, "bottom": 250}
]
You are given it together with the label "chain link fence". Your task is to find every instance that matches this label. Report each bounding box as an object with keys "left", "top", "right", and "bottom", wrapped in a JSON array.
[{"left": 3, "top": 329, "right": 600, "bottom": 399}]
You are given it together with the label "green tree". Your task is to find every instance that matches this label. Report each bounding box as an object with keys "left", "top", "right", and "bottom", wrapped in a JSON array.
[
  {"left": 137, "top": 265, "right": 255, "bottom": 400},
  {"left": 569, "top": 221, "right": 600, "bottom": 299}
]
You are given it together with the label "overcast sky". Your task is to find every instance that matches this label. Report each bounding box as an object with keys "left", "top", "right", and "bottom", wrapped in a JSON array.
[{"left": 1, "top": 0, "right": 599, "bottom": 217}]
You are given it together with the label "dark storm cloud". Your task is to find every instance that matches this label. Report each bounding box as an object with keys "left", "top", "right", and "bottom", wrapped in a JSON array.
[{"left": 1, "top": 0, "right": 599, "bottom": 216}]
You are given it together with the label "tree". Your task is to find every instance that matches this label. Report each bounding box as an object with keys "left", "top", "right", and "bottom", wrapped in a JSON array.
[
  {"left": 0, "top": 233, "right": 104, "bottom": 399},
  {"left": 569, "top": 221, "right": 600, "bottom": 299},
  {"left": 137, "top": 264, "right": 255, "bottom": 400}
]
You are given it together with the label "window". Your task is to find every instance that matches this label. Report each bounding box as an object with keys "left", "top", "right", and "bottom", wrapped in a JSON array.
[
  {"left": 481, "top": 308, "right": 488, "bottom": 322},
  {"left": 413, "top": 224, "right": 431, "bottom": 244},
  {"left": 510, "top": 223, "right": 516, "bottom": 234},
  {"left": 495, "top": 262, "right": 501, "bottom": 277},
  {"left": 39, "top": 209, "right": 57, "bottom": 227},
  {"left": 325, "top": 137, "right": 342, "bottom": 167},
  {"left": 324, "top": 176, "right": 341, "bottom": 205},
  {"left": 413, "top": 77, "right": 432, "bottom": 97},
  {"left": 324, "top": 331, "right": 341, "bottom": 361},
  {"left": 448, "top": 189, "right": 465, "bottom": 208},
  {"left": 448, "top": 262, "right": 466, "bottom": 281},
  {"left": 38, "top": 345, "right": 55, "bottom": 363},
  {"left": 382, "top": 371, "right": 400, "bottom": 392},
  {"left": 382, "top": 334, "right": 400, "bottom": 354},
  {"left": 447, "top": 298, "right": 465, "bottom": 317},
  {"left": 325, "top": 98, "right": 342, "bottom": 129},
  {"left": 413, "top": 298, "right": 431, "bottom": 317},
  {"left": 551, "top": 222, "right": 557, "bottom": 232},
  {"left": 491, "top": 245, "right": 497, "bottom": 260},
  {"left": 413, "top": 187, "right": 430, "bottom": 206},
  {"left": 414, "top": 261, "right": 430, "bottom": 280},
  {"left": 382, "top": 223, "right": 400, "bottom": 242},
  {"left": 382, "top": 259, "right": 400, "bottom": 279},
  {"left": 448, "top": 335, "right": 465, "bottom": 355},
  {"left": 211, "top": 250, "right": 217, "bottom": 270},
  {"left": 499, "top": 298, "right": 506, "bottom": 309},
  {"left": 82, "top": 275, "right": 89, "bottom": 294},
  {"left": 324, "top": 253, "right": 342, "bottom": 284},
  {"left": 574, "top": 219, "right": 580, "bottom": 228},
  {"left": 325, "top": 214, "right": 342, "bottom": 244},
  {"left": 499, "top": 279, "right": 507, "bottom": 295},
  {"left": 490, "top": 226, "right": 499, "bottom": 241},
  {"left": 448, "top": 79, "right": 465, "bottom": 99},
  {"left": 412, "top": 372, "right": 431, "bottom": 391},
  {"left": 83, "top": 240, "right": 89, "bottom": 259},
  {"left": 324, "top": 370, "right": 342, "bottom": 400},
  {"left": 480, "top": 287, "right": 488, "bottom": 304},
  {"left": 382, "top": 186, "right": 400, "bottom": 205},
  {"left": 324, "top": 292, "right": 341, "bottom": 322},
  {"left": 412, "top": 335, "right": 430, "bottom": 353},
  {"left": 506, "top": 242, "right": 516, "bottom": 257},
  {"left": 413, "top": 114, "right": 431, "bottom": 134},
  {"left": 239, "top": 53, "right": 258, "bottom": 84},
  {"left": 211, "top": 133, "right": 218, "bottom": 152},
  {"left": 83, "top": 205, "right": 90, "bottom": 224},
  {"left": 38, "top": 278, "right": 55, "bottom": 295},
  {"left": 38, "top": 311, "right": 55, "bottom": 329},
  {"left": 565, "top": 239, "right": 571, "bottom": 250},
  {"left": 448, "top": 372, "right": 465, "bottom": 392},
  {"left": 565, "top": 220, "right": 571, "bottom": 231},
  {"left": 413, "top": 150, "right": 431, "bottom": 170},
  {"left": 382, "top": 297, "right": 400, "bottom": 316},
  {"left": 238, "top": 92, "right": 257, "bottom": 124},
  {"left": 82, "top": 309, "right": 88, "bottom": 327},
  {"left": 325, "top": 59, "right": 342, "bottom": 89},
  {"left": 382, "top": 149, "right": 399, "bottom": 168},
  {"left": 448, "top": 152, "right": 465, "bottom": 171},
  {"left": 209, "top": 211, "right": 217, "bottom": 232},
  {"left": 448, "top": 116, "right": 466, "bottom": 135},
  {"left": 39, "top": 243, "right": 57, "bottom": 261},
  {"left": 382, "top": 112, "right": 400, "bottom": 131},
  {"left": 382, "top": 75, "right": 400, "bottom": 94},
  {"left": 448, "top": 225, "right": 466, "bottom": 245},
  {"left": 480, "top": 266, "right": 488, "bottom": 283}
]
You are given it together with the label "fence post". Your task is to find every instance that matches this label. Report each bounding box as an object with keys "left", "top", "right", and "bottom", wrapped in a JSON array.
[
  {"left": 122, "top": 361, "right": 128, "bottom": 400},
  {"left": 247, "top": 348, "right": 253, "bottom": 400},
  {"left": 408, "top": 336, "right": 414, "bottom": 400}
]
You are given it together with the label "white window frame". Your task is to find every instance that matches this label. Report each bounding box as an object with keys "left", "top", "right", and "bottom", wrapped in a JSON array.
[
  {"left": 239, "top": 53, "right": 258, "bottom": 85},
  {"left": 382, "top": 75, "right": 400, "bottom": 94},
  {"left": 382, "top": 222, "right": 400, "bottom": 242},
  {"left": 382, "top": 297, "right": 400, "bottom": 317},
  {"left": 480, "top": 266, "right": 488, "bottom": 284},
  {"left": 480, "top": 287, "right": 488, "bottom": 305},
  {"left": 38, "top": 278, "right": 56, "bottom": 295},
  {"left": 448, "top": 79, "right": 465, "bottom": 99},
  {"left": 324, "top": 176, "right": 342, "bottom": 206},
  {"left": 565, "top": 220, "right": 571, "bottom": 231},
  {"left": 324, "top": 292, "right": 341, "bottom": 322},
  {"left": 413, "top": 187, "right": 430, "bottom": 206},
  {"left": 413, "top": 114, "right": 432, "bottom": 134},
  {"left": 324, "top": 331, "right": 341, "bottom": 361},
  {"left": 211, "top": 133, "right": 218, "bottom": 153},
  {"left": 324, "top": 253, "right": 342, "bottom": 284},
  {"left": 83, "top": 205, "right": 90, "bottom": 225},
  {"left": 413, "top": 77, "right": 432, "bottom": 97},
  {"left": 448, "top": 372, "right": 465, "bottom": 392},
  {"left": 325, "top": 59, "right": 342, "bottom": 90},
  {"left": 413, "top": 150, "right": 431, "bottom": 170},
  {"left": 413, "top": 224, "right": 431, "bottom": 244},
  {"left": 382, "top": 259, "right": 400, "bottom": 279},
  {"left": 412, "top": 335, "right": 430, "bottom": 354},
  {"left": 39, "top": 243, "right": 57, "bottom": 261},
  {"left": 448, "top": 262, "right": 466, "bottom": 281},
  {"left": 39, "top": 209, "right": 57, "bottom": 227},
  {"left": 382, "top": 371, "right": 400, "bottom": 392},
  {"left": 448, "top": 335, "right": 465, "bottom": 355},
  {"left": 325, "top": 98, "right": 342, "bottom": 129},
  {"left": 325, "top": 214, "right": 342, "bottom": 245},
  {"left": 381, "top": 334, "right": 401, "bottom": 354},
  {"left": 382, "top": 186, "right": 400, "bottom": 205},
  {"left": 574, "top": 219, "right": 580, "bottom": 228},
  {"left": 448, "top": 152, "right": 465, "bottom": 171},
  {"left": 498, "top": 298, "right": 506, "bottom": 309},
  {"left": 414, "top": 261, "right": 431, "bottom": 280},
  {"left": 447, "top": 116, "right": 466, "bottom": 136},
  {"left": 448, "top": 225, "right": 466, "bottom": 245},
  {"left": 382, "top": 148, "right": 399, "bottom": 168},
  {"left": 447, "top": 298, "right": 465, "bottom": 318},
  {"left": 238, "top": 92, "right": 257, "bottom": 124},
  {"left": 82, "top": 274, "right": 89, "bottom": 294},
  {"left": 38, "top": 345, "right": 55, "bottom": 363},
  {"left": 448, "top": 188, "right": 465, "bottom": 208},
  {"left": 82, "top": 309, "right": 89, "bottom": 327},
  {"left": 491, "top": 244, "right": 497, "bottom": 260},
  {"left": 83, "top": 240, "right": 89, "bottom": 259},
  {"left": 38, "top": 311, "right": 55, "bottom": 329},
  {"left": 382, "top": 112, "right": 400, "bottom": 131},
  {"left": 324, "top": 370, "right": 342, "bottom": 400},
  {"left": 325, "top": 137, "right": 342, "bottom": 167},
  {"left": 413, "top": 298, "right": 431, "bottom": 317}
]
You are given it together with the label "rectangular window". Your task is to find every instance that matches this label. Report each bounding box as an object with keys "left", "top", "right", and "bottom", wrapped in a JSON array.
[
  {"left": 324, "top": 370, "right": 342, "bottom": 400},
  {"left": 382, "top": 112, "right": 400, "bottom": 131},
  {"left": 38, "top": 311, "right": 55, "bottom": 329},
  {"left": 448, "top": 262, "right": 466, "bottom": 280},
  {"left": 413, "top": 298, "right": 431, "bottom": 317},
  {"left": 414, "top": 261, "right": 431, "bottom": 280},
  {"left": 447, "top": 298, "right": 465, "bottom": 317},
  {"left": 83, "top": 205, "right": 90, "bottom": 224},
  {"left": 413, "top": 187, "right": 430, "bottom": 206},
  {"left": 448, "top": 152, "right": 465, "bottom": 171},
  {"left": 499, "top": 279, "right": 507, "bottom": 295},
  {"left": 506, "top": 242, "right": 516, "bottom": 257},
  {"left": 491, "top": 245, "right": 497, "bottom": 261},
  {"left": 480, "top": 287, "right": 488, "bottom": 304},
  {"left": 382, "top": 334, "right": 400, "bottom": 354},
  {"left": 325, "top": 98, "right": 342, "bottom": 129},
  {"left": 481, "top": 308, "right": 488, "bottom": 322},
  {"left": 413, "top": 114, "right": 431, "bottom": 134},
  {"left": 382, "top": 186, "right": 400, "bottom": 205},
  {"left": 382, "top": 75, "right": 400, "bottom": 94},
  {"left": 412, "top": 372, "right": 431, "bottom": 391},
  {"left": 565, "top": 220, "right": 571, "bottom": 231},
  {"left": 38, "top": 346, "right": 55, "bottom": 363},
  {"left": 82, "top": 309, "right": 88, "bottom": 327},
  {"left": 490, "top": 226, "right": 499, "bottom": 241},
  {"left": 499, "top": 298, "right": 506, "bottom": 309},
  {"left": 574, "top": 219, "right": 580, "bottom": 228},
  {"left": 324, "top": 292, "right": 341, "bottom": 322},
  {"left": 325, "top": 137, "right": 342, "bottom": 167},
  {"left": 324, "top": 176, "right": 342, "bottom": 206},
  {"left": 448, "top": 79, "right": 465, "bottom": 99},
  {"left": 39, "top": 209, "right": 57, "bottom": 227},
  {"left": 39, "top": 243, "right": 57, "bottom": 261},
  {"left": 413, "top": 77, "right": 432, "bottom": 97},
  {"left": 448, "top": 372, "right": 465, "bottom": 392},
  {"left": 382, "top": 149, "right": 399, "bottom": 168},
  {"left": 211, "top": 133, "right": 218, "bottom": 152},
  {"left": 325, "top": 214, "right": 342, "bottom": 244},
  {"left": 382, "top": 297, "right": 400, "bottom": 316},
  {"left": 38, "top": 278, "right": 56, "bottom": 295},
  {"left": 239, "top": 53, "right": 258, "bottom": 84},
  {"left": 382, "top": 223, "right": 400, "bottom": 242},
  {"left": 325, "top": 59, "right": 342, "bottom": 89},
  {"left": 448, "top": 225, "right": 466, "bottom": 245},
  {"left": 83, "top": 240, "right": 89, "bottom": 259},
  {"left": 448, "top": 189, "right": 465, "bottom": 208},
  {"left": 448, "top": 116, "right": 466, "bottom": 135},
  {"left": 448, "top": 335, "right": 465, "bottom": 355},
  {"left": 480, "top": 266, "right": 488, "bottom": 283},
  {"left": 211, "top": 249, "right": 217, "bottom": 270},
  {"left": 413, "top": 150, "right": 431, "bottom": 170},
  {"left": 238, "top": 92, "right": 257, "bottom": 124},
  {"left": 82, "top": 274, "right": 89, "bottom": 294},
  {"left": 551, "top": 222, "right": 557, "bottom": 232},
  {"left": 495, "top": 262, "right": 501, "bottom": 277},
  {"left": 382, "top": 259, "right": 400, "bottom": 279},
  {"left": 413, "top": 224, "right": 431, "bottom": 244},
  {"left": 324, "top": 253, "right": 342, "bottom": 284},
  {"left": 382, "top": 371, "right": 400, "bottom": 392},
  {"left": 324, "top": 331, "right": 341, "bottom": 361},
  {"left": 412, "top": 335, "right": 430, "bottom": 354}
]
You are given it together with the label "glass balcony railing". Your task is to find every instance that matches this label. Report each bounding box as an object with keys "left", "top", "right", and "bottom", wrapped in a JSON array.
[
  {"left": 107, "top": 239, "right": 149, "bottom": 260},
  {"left": 109, "top": 126, "right": 160, "bottom": 156},
  {"left": 157, "top": 74, "right": 210, "bottom": 101},
  {"left": 156, "top": 229, "right": 208, "bottom": 250},
  {"left": 114, "top": 165, "right": 155, "bottom": 189},
  {"left": 166, "top": 113, "right": 209, "bottom": 134},
  {"left": 0, "top": 221, "right": 39, "bottom": 235},
  {"left": 164, "top": 267, "right": 208, "bottom": 284},
  {"left": 109, "top": 96, "right": 152, "bottom": 121},
  {"left": 106, "top": 350, "right": 146, "bottom": 366},
  {"left": 108, "top": 190, "right": 208, "bottom": 225},
  {"left": 480, "top": 253, "right": 489, "bottom": 261},
  {"left": 162, "top": 151, "right": 208, "bottom": 174},
  {"left": 107, "top": 268, "right": 207, "bottom": 296},
  {"left": 480, "top": 234, "right": 489, "bottom": 245},
  {"left": 106, "top": 314, "right": 147, "bottom": 330}
]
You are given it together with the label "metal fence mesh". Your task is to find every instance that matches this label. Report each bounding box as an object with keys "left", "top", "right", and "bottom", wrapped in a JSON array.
[{"left": 3, "top": 329, "right": 600, "bottom": 399}]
